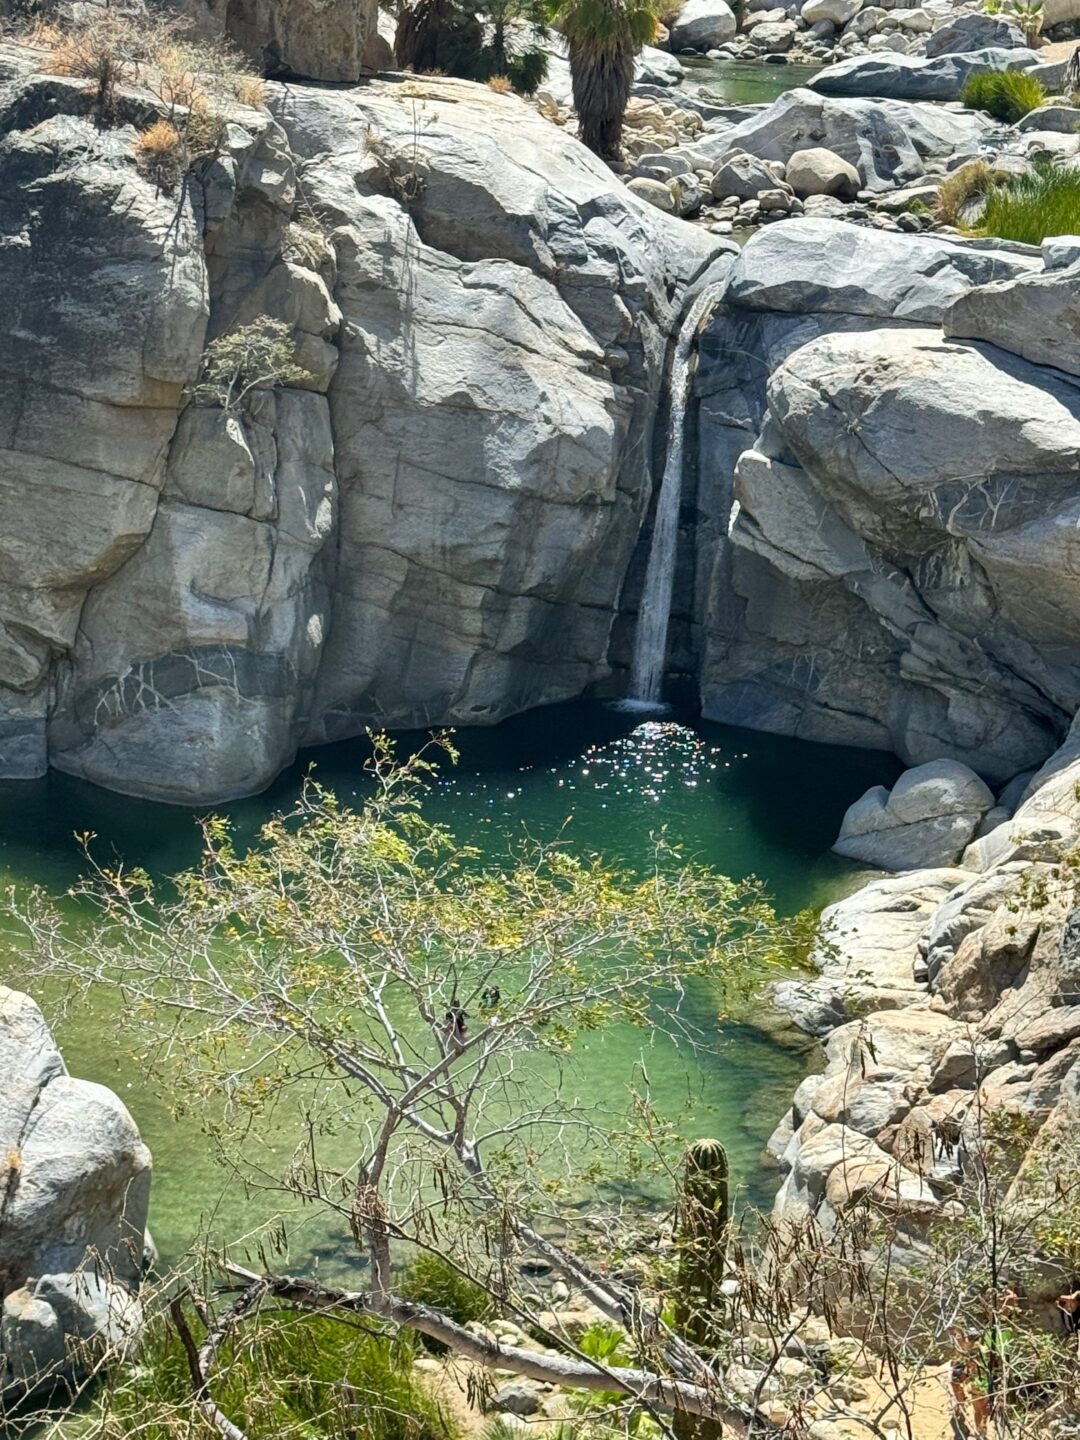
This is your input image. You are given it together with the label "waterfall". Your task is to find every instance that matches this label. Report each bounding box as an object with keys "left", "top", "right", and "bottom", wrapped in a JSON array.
[{"left": 628, "top": 287, "right": 717, "bottom": 704}]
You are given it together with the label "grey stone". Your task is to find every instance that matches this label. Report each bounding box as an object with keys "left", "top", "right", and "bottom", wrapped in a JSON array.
[
  {"left": 924, "top": 12, "right": 1025, "bottom": 56},
  {"left": 711, "top": 150, "right": 780, "bottom": 199},
  {"left": 702, "top": 304, "right": 1075, "bottom": 781},
  {"left": 726, "top": 217, "right": 1038, "bottom": 321},
  {"left": 944, "top": 257, "right": 1080, "bottom": 379},
  {"left": 834, "top": 760, "right": 994, "bottom": 870},
  {"left": 1043, "top": 235, "right": 1080, "bottom": 271},
  {"left": 1016, "top": 103, "right": 1080, "bottom": 135},
  {"left": 809, "top": 47, "right": 1039, "bottom": 101},
  {"left": 489, "top": 1382, "right": 543, "bottom": 1416},
  {"left": 224, "top": 0, "right": 379, "bottom": 81}
]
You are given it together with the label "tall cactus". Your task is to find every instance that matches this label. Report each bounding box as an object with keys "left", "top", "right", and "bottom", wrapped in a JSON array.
[{"left": 674, "top": 1138, "right": 730, "bottom": 1440}]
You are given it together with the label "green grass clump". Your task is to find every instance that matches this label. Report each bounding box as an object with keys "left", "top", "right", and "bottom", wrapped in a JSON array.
[
  {"left": 981, "top": 162, "right": 1080, "bottom": 243},
  {"left": 961, "top": 68, "right": 1046, "bottom": 122},
  {"left": 85, "top": 1311, "right": 458, "bottom": 1440},
  {"left": 398, "top": 1253, "right": 492, "bottom": 1351}
]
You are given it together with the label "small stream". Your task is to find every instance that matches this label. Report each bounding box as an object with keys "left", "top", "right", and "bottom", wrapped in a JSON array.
[{"left": 0, "top": 705, "right": 897, "bottom": 1270}]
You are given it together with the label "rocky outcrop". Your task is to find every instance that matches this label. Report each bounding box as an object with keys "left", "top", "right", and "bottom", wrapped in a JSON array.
[
  {"left": 0, "top": 987, "right": 151, "bottom": 1393},
  {"left": 696, "top": 218, "right": 1080, "bottom": 786},
  {"left": 0, "top": 55, "right": 722, "bottom": 802},
  {"left": 769, "top": 748, "right": 1080, "bottom": 1242},
  {"left": 680, "top": 87, "right": 995, "bottom": 191}
]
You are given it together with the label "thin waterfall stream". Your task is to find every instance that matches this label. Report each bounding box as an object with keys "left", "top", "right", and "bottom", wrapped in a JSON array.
[{"left": 628, "top": 287, "right": 718, "bottom": 703}]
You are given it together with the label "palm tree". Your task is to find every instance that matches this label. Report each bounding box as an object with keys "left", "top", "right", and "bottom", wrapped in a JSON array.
[{"left": 554, "top": 0, "right": 658, "bottom": 160}]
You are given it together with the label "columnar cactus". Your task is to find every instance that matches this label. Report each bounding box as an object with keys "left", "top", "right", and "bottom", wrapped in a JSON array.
[{"left": 674, "top": 1138, "right": 730, "bottom": 1440}]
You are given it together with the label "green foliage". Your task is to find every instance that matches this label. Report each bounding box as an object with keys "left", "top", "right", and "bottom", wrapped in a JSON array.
[
  {"left": 961, "top": 68, "right": 1046, "bottom": 122},
  {"left": 85, "top": 1311, "right": 457, "bottom": 1440},
  {"left": 577, "top": 1321, "right": 630, "bottom": 1364},
  {"left": 1004, "top": 0, "right": 1044, "bottom": 42},
  {"left": 980, "top": 160, "right": 1080, "bottom": 243},
  {"left": 393, "top": 0, "right": 549, "bottom": 95},
  {"left": 190, "top": 316, "right": 311, "bottom": 411},
  {"left": 398, "top": 1253, "right": 492, "bottom": 1351}
]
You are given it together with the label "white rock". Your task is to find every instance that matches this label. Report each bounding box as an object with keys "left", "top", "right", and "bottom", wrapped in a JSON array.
[
  {"left": 670, "top": 0, "right": 738, "bottom": 49},
  {"left": 785, "top": 146, "right": 861, "bottom": 197}
]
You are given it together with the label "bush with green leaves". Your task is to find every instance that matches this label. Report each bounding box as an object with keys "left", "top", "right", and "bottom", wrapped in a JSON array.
[
  {"left": 81, "top": 1309, "right": 457, "bottom": 1440},
  {"left": 398, "top": 1253, "right": 492, "bottom": 1350},
  {"left": 961, "top": 68, "right": 1046, "bottom": 122},
  {"left": 190, "top": 316, "right": 311, "bottom": 412},
  {"left": 980, "top": 160, "right": 1080, "bottom": 243}
]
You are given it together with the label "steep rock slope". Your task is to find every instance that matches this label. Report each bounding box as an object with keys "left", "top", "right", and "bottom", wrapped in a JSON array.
[{"left": 0, "top": 57, "right": 720, "bottom": 802}]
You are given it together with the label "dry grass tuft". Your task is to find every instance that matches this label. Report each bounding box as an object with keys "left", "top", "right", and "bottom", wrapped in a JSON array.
[
  {"left": 936, "top": 159, "right": 1003, "bottom": 227},
  {"left": 134, "top": 118, "right": 183, "bottom": 189},
  {"left": 487, "top": 74, "right": 512, "bottom": 92}
]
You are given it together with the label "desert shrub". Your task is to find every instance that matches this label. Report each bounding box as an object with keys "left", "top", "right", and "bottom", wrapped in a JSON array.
[
  {"left": 961, "top": 68, "right": 1046, "bottom": 122},
  {"left": 981, "top": 160, "right": 1080, "bottom": 242},
  {"left": 46, "top": 4, "right": 180, "bottom": 126},
  {"left": 190, "top": 316, "right": 311, "bottom": 411},
  {"left": 284, "top": 210, "right": 333, "bottom": 268},
  {"left": 134, "top": 118, "right": 184, "bottom": 190},
  {"left": 86, "top": 1308, "right": 458, "bottom": 1440},
  {"left": 397, "top": 1253, "right": 492, "bottom": 1352},
  {"left": 487, "top": 72, "right": 513, "bottom": 91},
  {"left": 935, "top": 158, "right": 1005, "bottom": 225},
  {"left": 39, "top": 3, "right": 262, "bottom": 139}
]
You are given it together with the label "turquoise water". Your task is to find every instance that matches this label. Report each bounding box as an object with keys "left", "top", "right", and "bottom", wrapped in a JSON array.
[
  {"left": 681, "top": 57, "right": 821, "bottom": 105},
  {"left": 0, "top": 705, "right": 896, "bottom": 1270}
]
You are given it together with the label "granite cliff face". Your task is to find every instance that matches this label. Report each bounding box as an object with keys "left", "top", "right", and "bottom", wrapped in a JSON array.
[
  {"left": 0, "top": 53, "right": 720, "bottom": 802},
  {"left": 693, "top": 219, "right": 1080, "bottom": 785}
]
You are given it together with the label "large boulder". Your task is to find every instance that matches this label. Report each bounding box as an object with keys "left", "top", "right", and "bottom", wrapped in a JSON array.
[
  {"left": 723, "top": 217, "right": 1038, "bottom": 321},
  {"left": 801, "top": 0, "right": 862, "bottom": 25},
  {"left": 774, "top": 867, "right": 967, "bottom": 1033},
  {"left": 809, "top": 47, "right": 1040, "bottom": 101},
  {"left": 669, "top": 0, "right": 738, "bottom": 50},
  {"left": 785, "top": 147, "right": 861, "bottom": 198},
  {"left": 924, "top": 12, "right": 1025, "bottom": 56},
  {"left": 944, "top": 254, "right": 1080, "bottom": 380},
  {"left": 0, "top": 987, "right": 151, "bottom": 1392},
  {"left": 834, "top": 760, "right": 995, "bottom": 869}
]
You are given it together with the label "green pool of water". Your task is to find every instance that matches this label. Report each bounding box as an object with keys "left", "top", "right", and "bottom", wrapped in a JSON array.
[
  {"left": 680, "top": 57, "right": 821, "bottom": 105},
  {"left": 0, "top": 704, "right": 896, "bottom": 1271}
]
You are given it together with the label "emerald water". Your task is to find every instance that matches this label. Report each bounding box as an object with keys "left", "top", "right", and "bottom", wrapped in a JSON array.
[
  {"left": 0, "top": 704, "right": 897, "bottom": 1272},
  {"left": 681, "top": 57, "right": 822, "bottom": 104}
]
